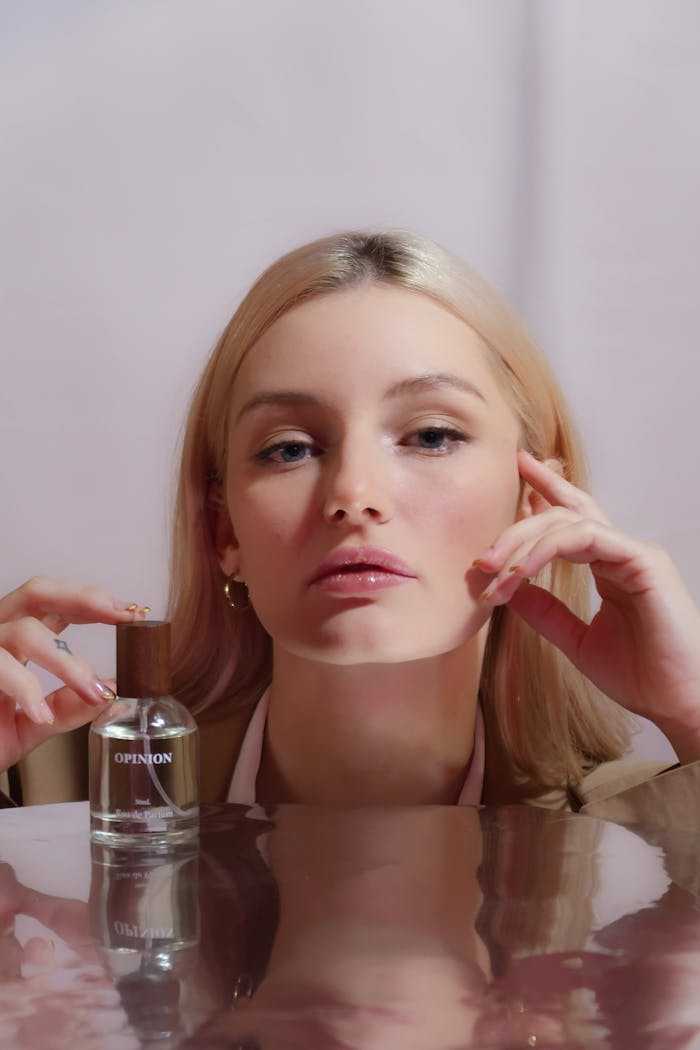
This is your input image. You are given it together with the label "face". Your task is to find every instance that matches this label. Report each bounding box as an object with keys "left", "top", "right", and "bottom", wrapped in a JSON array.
[{"left": 219, "top": 285, "right": 524, "bottom": 665}]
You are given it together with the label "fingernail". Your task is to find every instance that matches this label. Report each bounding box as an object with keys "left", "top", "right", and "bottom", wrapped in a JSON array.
[
  {"left": 508, "top": 564, "right": 521, "bottom": 574},
  {"left": 38, "top": 700, "right": 54, "bottom": 725},
  {"left": 94, "top": 681, "right": 116, "bottom": 702},
  {"left": 139, "top": 606, "right": 151, "bottom": 616},
  {"left": 126, "top": 603, "right": 138, "bottom": 611},
  {"left": 472, "top": 558, "right": 483, "bottom": 568},
  {"left": 478, "top": 589, "right": 493, "bottom": 603}
]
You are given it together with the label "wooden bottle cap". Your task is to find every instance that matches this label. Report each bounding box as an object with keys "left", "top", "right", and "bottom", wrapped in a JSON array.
[{"left": 116, "top": 620, "right": 172, "bottom": 699}]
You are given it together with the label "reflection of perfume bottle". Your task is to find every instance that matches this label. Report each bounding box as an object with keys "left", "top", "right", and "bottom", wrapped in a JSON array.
[
  {"left": 89, "top": 621, "right": 199, "bottom": 847},
  {"left": 89, "top": 843, "right": 200, "bottom": 1046}
]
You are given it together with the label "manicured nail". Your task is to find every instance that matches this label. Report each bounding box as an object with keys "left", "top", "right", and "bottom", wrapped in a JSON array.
[
  {"left": 94, "top": 681, "right": 116, "bottom": 702},
  {"left": 508, "top": 564, "right": 521, "bottom": 573},
  {"left": 126, "top": 603, "right": 138, "bottom": 611},
  {"left": 478, "top": 589, "right": 493, "bottom": 603},
  {"left": 472, "top": 558, "right": 483, "bottom": 568},
  {"left": 139, "top": 606, "right": 151, "bottom": 616},
  {"left": 38, "top": 700, "right": 54, "bottom": 725}
]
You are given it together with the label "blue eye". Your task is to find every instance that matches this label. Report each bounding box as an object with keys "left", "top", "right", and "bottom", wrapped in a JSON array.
[
  {"left": 410, "top": 427, "right": 467, "bottom": 452},
  {"left": 254, "top": 441, "right": 316, "bottom": 464}
]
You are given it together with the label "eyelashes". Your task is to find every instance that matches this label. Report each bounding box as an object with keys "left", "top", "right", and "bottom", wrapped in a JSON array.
[
  {"left": 253, "top": 426, "right": 470, "bottom": 466},
  {"left": 405, "top": 426, "right": 468, "bottom": 453},
  {"left": 254, "top": 440, "right": 320, "bottom": 465}
]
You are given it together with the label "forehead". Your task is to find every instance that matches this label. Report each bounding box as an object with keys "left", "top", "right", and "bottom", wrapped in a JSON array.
[{"left": 231, "top": 285, "right": 503, "bottom": 406}]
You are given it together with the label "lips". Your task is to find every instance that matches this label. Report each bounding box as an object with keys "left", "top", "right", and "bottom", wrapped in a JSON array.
[{"left": 309, "top": 547, "right": 417, "bottom": 586}]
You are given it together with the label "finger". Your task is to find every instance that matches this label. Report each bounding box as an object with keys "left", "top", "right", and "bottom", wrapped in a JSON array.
[
  {"left": 8, "top": 685, "right": 102, "bottom": 764},
  {"left": 0, "top": 618, "right": 115, "bottom": 713},
  {"left": 0, "top": 577, "right": 148, "bottom": 630},
  {"left": 506, "top": 582, "right": 588, "bottom": 667},
  {"left": 479, "top": 519, "right": 653, "bottom": 606},
  {"left": 15, "top": 882, "right": 91, "bottom": 951},
  {"left": 0, "top": 649, "right": 54, "bottom": 725},
  {"left": 474, "top": 507, "right": 581, "bottom": 576},
  {"left": 22, "top": 937, "right": 56, "bottom": 971},
  {"left": 512, "top": 521, "right": 655, "bottom": 594},
  {"left": 0, "top": 932, "right": 22, "bottom": 980},
  {"left": 517, "top": 450, "right": 608, "bottom": 521}
]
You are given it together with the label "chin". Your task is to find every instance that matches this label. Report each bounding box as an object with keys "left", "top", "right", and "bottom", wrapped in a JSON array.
[
  {"left": 285, "top": 629, "right": 479, "bottom": 666},
  {"left": 263, "top": 602, "right": 491, "bottom": 665}
]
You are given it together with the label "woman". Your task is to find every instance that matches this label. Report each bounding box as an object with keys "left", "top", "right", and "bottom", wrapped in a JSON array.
[{"left": 2, "top": 230, "right": 700, "bottom": 811}]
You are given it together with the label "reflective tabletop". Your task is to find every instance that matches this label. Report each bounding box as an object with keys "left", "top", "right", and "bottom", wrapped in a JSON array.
[{"left": 1, "top": 801, "right": 699, "bottom": 1048}]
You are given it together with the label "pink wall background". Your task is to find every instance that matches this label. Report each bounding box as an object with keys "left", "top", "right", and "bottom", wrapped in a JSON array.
[{"left": 2, "top": 1, "right": 698, "bottom": 762}]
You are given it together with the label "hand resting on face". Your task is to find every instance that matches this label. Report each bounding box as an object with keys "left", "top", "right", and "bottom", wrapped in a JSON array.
[{"left": 476, "top": 450, "right": 700, "bottom": 763}]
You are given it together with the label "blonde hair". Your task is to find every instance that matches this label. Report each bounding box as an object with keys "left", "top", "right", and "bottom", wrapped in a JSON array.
[{"left": 168, "top": 230, "right": 629, "bottom": 794}]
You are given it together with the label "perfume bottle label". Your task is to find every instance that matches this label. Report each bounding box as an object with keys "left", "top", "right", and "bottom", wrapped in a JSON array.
[
  {"left": 114, "top": 752, "right": 174, "bottom": 765},
  {"left": 113, "top": 921, "right": 175, "bottom": 939},
  {"left": 113, "top": 806, "right": 174, "bottom": 820}
]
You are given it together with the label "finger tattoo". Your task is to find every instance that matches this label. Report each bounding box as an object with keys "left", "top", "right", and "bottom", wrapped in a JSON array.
[{"left": 53, "top": 638, "right": 72, "bottom": 655}]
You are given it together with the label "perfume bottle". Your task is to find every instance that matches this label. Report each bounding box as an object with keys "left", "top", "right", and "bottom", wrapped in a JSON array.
[
  {"left": 89, "top": 620, "right": 199, "bottom": 847},
  {"left": 89, "top": 842, "right": 200, "bottom": 1046}
]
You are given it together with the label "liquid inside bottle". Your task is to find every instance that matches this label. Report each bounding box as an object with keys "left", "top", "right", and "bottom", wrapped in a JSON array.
[
  {"left": 90, "top": 696, "right": 199, "bottom": 848},
  {"left": 89, "top": 842, "right": 200, "bottom": 1043},
  {"left": 90, "top": 841, "right": 200, "bottom": 969}
]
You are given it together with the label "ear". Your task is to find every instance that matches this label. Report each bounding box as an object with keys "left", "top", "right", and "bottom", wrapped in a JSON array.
[
  {"left": 516, "top": 456, "right": 564, "bottom": 520},
  {"left": 207, "top": 484, "right": 241, "bottom": 577}
]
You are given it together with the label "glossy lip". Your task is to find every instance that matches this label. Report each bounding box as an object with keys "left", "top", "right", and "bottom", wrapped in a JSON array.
[{"left": 309, "top": 546, "right": 418, "bottom": 594}]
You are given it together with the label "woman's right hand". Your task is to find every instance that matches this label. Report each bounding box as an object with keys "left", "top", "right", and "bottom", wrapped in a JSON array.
[{"left": 0, "top": 577, "right": 148, "bottom": 773}]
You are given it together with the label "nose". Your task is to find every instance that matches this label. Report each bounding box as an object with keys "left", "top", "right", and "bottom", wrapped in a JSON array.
[{"left": 322, "top": 441, "right": 393, "bottom": 526}]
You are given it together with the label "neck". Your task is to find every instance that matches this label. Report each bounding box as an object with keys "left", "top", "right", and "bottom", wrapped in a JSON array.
[{"left": 257, "top": 638, "right": 486, "bottom": 806}]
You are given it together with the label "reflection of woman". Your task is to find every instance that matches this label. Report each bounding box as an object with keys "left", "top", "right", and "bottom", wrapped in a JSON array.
[
  {"left": 476, "top": 807, "right": 605, "bottom": 969},
  {"left": 196, "top": 806, "right": 490, "bottom": 1050},
  {"left": 481, "top": 811, "right": 700, "bottom": 1047},
  {"left": 2, "top": 230, "right": 700, "bottom": 809},
  {"left": 198, "top": 807, "right": 680, "bottom": 1049}
]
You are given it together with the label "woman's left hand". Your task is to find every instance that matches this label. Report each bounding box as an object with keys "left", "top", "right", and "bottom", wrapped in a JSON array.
[{"left": 474, "top": 450, "right": 700, "bottom": 762}]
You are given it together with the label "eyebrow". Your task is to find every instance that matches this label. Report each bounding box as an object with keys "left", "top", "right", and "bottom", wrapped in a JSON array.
[
  {"left": 235, "top": 371, "right": 487, "bottom": 422},
  {"left": 386, "top": 373, "right": 487, "bottom": 403}
]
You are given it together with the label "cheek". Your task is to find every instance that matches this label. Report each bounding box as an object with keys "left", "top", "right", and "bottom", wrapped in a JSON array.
[
  {"left": 229, "top": 483, "right": 307, "bottom": 577},
  {"left": 410, "top": 462, "right": 521, "bottom": 555}
]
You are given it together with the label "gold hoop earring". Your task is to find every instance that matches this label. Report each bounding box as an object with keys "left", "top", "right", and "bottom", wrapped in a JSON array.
[{"left": 224, "top": 575, "right": 250, "bottom": 611}]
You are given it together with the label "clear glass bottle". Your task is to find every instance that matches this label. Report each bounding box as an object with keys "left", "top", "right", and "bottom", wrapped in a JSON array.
[
  {"left": 89, "top": 842, "right": 200, "bottom": 1046},
  {"left": 89, "top": 620, "right": 199, "bottom": 848}
]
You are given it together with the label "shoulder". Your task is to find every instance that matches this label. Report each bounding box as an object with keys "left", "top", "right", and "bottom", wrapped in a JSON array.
[
  {"left": 575, "top": 757, "right": 676, "bottom": 808},
  {"left": 525, "top": 756, "right": 700, "bottom": 831},
  {"left": 577, "top": 757, "right": 700, "bottom": 832},
  {"left": 9, "top": 725, "right": 90, "bottom": 805},
  {"left": 522, "top": 755, "right": 696, "bottom": 827}
]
